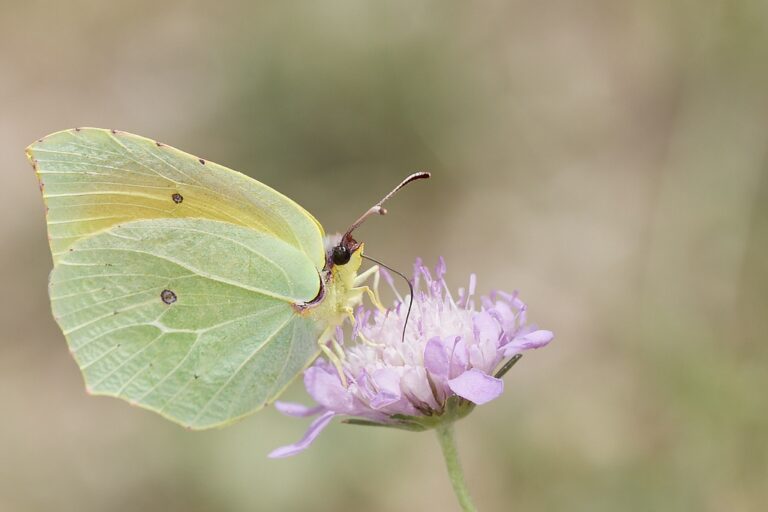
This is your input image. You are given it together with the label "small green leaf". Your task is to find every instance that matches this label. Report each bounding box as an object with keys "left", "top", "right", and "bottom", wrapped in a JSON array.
[
  {"left": 343, "top": 418, "right": 426, "bottom": 432},
  {"left": 494, "top": 354, "right": 523, "bottom": 378}
]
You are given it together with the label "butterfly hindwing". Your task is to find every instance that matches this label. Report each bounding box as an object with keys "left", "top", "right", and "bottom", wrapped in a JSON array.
[{"left": 52, "top": 218, "right": 322, "bottom": 429}]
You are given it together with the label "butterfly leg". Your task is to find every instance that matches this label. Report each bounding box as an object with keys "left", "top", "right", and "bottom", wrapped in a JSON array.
[
  {"left": 354, "top": 264, "right": 380, "bottom": 288},
  {"left": 357, "top": 330, "right": 384, "bottom": 348},
  {"left": 353, "top": 265, "right": 386, "bottom": 312},
  {"left": 317, "top": 326, "right": 348, "bottom": 387},
  {"left": 359, "top": 285, "right": 386, "bottom": 312}
]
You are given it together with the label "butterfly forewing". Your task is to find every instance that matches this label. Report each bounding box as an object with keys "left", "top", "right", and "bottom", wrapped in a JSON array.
[{"left": 27, "top": 128, "right": 325, "bottom": 269}]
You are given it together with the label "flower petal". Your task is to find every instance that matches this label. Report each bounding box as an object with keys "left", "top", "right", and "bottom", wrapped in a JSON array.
[
  {"left": 473, "top": 311, "right": 501, "bottom": 347},
  {"left": 402, "top": 366, "right": 439, "bottom": 410},
  {"left": 448, "top": 337, "right": 469, "bottom": 378},
  {"left": 369, "top": 368, "right": 402, "bottom": 409},
  {"left": 503, "top": 329, "right": 554, "bottom": 356},
  {"left": 424, "top": 337, "right": 453, "bottom": 402},
  {"left": 304, "top": 366, "right": 355, "bottom": 413},
  {"left": 424, "top": 337, "right": 449, "bottom": 379},
  {"left": 448, "top": 369, "right": 504, "bottom": 405},
  {"left": 274, "top": 401, "right": 325, "bottom": 418},
  {"left": 268, "top": 411, "right": 336, "bottom": 458},
  {"left": 488, "top": 300, "right": 517, "bottom": 333}
]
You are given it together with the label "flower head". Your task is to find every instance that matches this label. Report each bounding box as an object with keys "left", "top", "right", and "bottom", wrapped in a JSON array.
[{"left": 269, "top": 258, "right": 553, "bottom": 458}]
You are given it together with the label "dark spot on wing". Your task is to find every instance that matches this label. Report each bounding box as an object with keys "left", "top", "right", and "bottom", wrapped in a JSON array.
[
  {"left": 198, "top": 158, "right": 205, "bottom": 165},
  {"left": 194, "top": 373, "right": 199, "bottom": 380},
  {"left": 74, "top": 127, "right": 81, "bottom": 132},
  {"left": 156, "top": 141, "right": 165, "bottom": 147},
  {"left": 110, "top": 129, "right": 119, "bottom": 134},
  {"left": 161, "top": 289, "right": 177, "bottom": 304},
  {"left": 172, "top": 193, "right": 183, "bottom": 204}
]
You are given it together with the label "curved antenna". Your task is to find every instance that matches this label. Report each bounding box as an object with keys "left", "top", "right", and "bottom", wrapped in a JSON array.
[
  {"left": 362, "top": 254, "right": 414, "bottom": 344},
  {"left": 343, "top": 171, "right": 430, "bottom": 244}
]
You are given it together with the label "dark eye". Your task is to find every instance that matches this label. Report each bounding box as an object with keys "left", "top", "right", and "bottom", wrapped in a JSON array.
[{"left": 331, "top": 245, "right": 351, "bottom": 265}]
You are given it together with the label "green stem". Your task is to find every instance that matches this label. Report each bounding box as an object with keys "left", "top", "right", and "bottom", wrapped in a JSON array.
[{"left": 435, "top": 424, "right": 478, "bottom": 512}]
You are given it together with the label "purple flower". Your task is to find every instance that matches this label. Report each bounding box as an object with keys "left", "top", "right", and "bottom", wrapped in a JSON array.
[{"left": 269, "top": 258, "right": 553, "bottom": 458}]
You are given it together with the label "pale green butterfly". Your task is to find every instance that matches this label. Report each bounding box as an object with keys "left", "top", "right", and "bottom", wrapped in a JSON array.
[{"left": 27, "top": 128, "right": 428, "bottom": 429}]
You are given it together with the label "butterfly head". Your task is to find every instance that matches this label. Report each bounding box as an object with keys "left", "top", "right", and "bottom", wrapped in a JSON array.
[
  {"left": 324, "top": 232, "right": 361, "bottom": 269},
  {"left": 331, "top": 243, "right": 352, "bottom": 266}
]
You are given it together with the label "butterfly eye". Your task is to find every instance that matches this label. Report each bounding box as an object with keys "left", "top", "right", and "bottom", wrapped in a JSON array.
[{"left": 331, "top": 245, "right": 351, "bottom": 266}]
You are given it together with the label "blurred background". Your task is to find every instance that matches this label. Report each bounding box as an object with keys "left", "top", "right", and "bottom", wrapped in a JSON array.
[{"left": 2, "top": 1, "right": 767, "bottom": 511}]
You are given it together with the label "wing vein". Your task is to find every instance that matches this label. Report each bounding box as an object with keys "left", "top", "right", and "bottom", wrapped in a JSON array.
[
  {"left": 72, "top": 245, "right": 299, "bottom": 303},
  {"left": 88, "top": 330, "right": 165, "bottom": 389}
]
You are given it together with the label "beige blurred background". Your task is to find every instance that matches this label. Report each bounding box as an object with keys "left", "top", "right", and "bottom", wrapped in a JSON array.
[{"left": 2, "top": 1, "right": 767, "bottom": 511}]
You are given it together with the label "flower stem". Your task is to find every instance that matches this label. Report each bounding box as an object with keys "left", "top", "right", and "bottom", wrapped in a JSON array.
[{"left": 435, "top": 424, "right": 478, "bottom": 512}]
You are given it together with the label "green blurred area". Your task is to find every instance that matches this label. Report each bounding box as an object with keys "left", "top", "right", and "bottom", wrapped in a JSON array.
[{"left": 2, "top": 1, "right": 767, "bottom": 510}]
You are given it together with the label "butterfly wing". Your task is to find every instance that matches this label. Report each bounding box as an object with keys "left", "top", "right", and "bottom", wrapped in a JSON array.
[
  {"left": 27, "top": 129, "right": 334, "bottom": 428},
  {"left": 27, "top": 128, "right": 325, "bottom": 270},
  {"left": 51, "top": 218, "right": 323, "bottom": 429}
]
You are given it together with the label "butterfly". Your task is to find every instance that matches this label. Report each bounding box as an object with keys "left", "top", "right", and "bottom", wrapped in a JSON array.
[{"left": 26, "top": 128, "right": 428, "bottom": 429}]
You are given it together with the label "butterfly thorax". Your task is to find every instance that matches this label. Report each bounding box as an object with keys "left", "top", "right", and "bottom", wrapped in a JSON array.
[{"left": 301, "top": 243, "right": 365, "bottom": 331}]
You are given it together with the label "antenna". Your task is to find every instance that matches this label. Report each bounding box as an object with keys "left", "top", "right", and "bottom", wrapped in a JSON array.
[
  {"left": 362, "top": 254, "right": 414, "bottom": 344},
  {"left": 342, "top": 171, "right": 430, "bottom": 245}
]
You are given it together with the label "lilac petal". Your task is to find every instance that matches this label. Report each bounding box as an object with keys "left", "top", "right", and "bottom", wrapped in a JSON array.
[
  {"left": 503, "top": 330, "right": 554, "bottom": 356},
  {"left": 448, "top": 337, "right": 469, "bottom": 378},
  {"left": 401, "top": 366, "right": 439, "bottom": 410},
  {"left": 473, "top": 311, "right": 501, "bottom": 346},
  {"left": 424, "top": 337, "right": 449, "bottom": 379},
  {"left": 274, "top": 401, "right": 325, "bottom": 418},
  {"left": 448, "top": 369, "right": 504, "bottom": 405},
  {"left": 369, "top": 391, "right": 400, "bottom": 409},
  {"left": 369, "top": 368, "right": 402, "bottom": 409},
  {"left": 468, "top": 343, "right": 495, "bottom": 375},
  {"left": 520, "top": 329, "right": 554, "bottom": 346},
  {"left": 383, "top": 346, "right": 405, "bottom": 365},
  {"left": 498, "top": 290, "right": 524, "bottom": 311},
  {"left": 304, "top": 366, "right": 355, "bottom": 413},
  {"left": 488, "top": 300, "right": 516, "bottom": 333},
  {"left": 268, "top": 411, "right": 336, "bottom": 458},
  {"left": 424, "top": 337, "right": 452, "bottom": 402}
]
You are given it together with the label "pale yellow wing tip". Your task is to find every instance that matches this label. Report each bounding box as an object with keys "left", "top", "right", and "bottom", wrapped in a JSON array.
[{"left": 25, "top": 127, "right": 127, "bottom": 176}]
